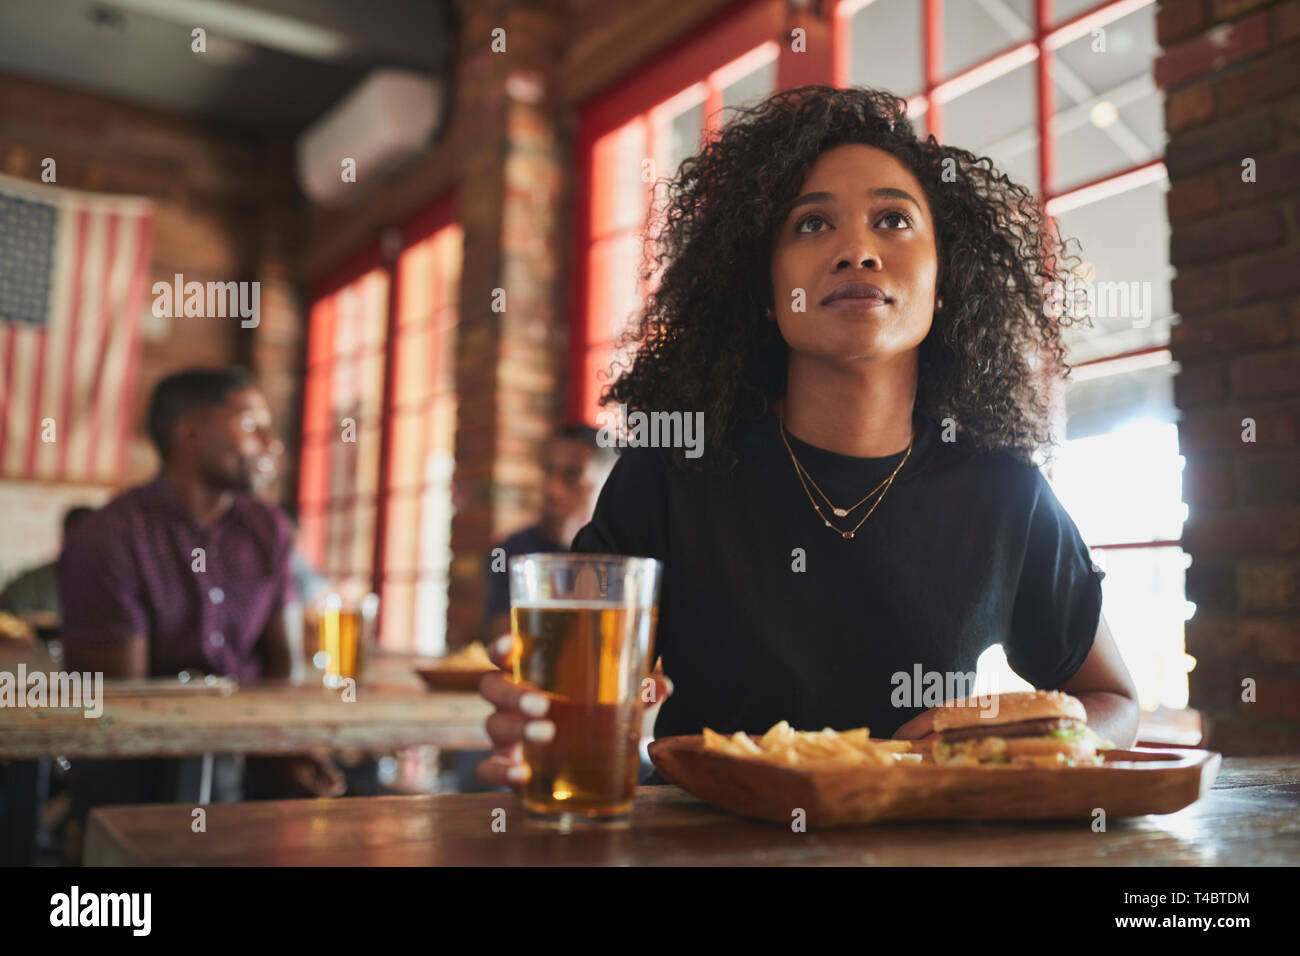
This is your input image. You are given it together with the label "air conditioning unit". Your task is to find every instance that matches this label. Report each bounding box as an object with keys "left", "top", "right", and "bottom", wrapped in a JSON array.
[{"left": 295, "top": 68, "right": 445, "bottom": 205}]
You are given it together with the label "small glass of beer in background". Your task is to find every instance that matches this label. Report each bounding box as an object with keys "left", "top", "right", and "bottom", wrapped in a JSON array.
[
  {"left": 508, "top": 553, "right": 662, "bottom": 828},
  {"left": 312, "top": 580, "right": 379, "bottom": 689}
]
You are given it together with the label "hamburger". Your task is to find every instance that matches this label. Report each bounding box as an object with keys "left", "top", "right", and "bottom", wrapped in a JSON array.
[{"left": 931, "top": 690, "right": 1111, "bottom": 768}]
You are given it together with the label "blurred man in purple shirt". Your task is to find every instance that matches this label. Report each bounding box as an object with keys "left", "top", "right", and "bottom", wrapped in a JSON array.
[
  {"left": 58, "top": 369, "right": 342, "bottom": 835},
  {"left": 61, "top": 367, "right": 300, "bottom": 681}
]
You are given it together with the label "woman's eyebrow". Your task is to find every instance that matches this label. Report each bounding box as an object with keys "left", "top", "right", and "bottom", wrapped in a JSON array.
[{"left": 787, "top": 187, "right": 924, "bottom": 214}]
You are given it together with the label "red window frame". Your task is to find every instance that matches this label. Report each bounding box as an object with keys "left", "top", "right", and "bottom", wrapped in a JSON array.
[
  {"left": 832, "top": 0, "right": 1164, "bottom": 207},
  {"left": 376, "top": 196, "right": 462, "bottom": 652},
  {"left": 298, "top": 194, "right": 460, "bottom": 651},
  {"left": 567, "top": 0, "right": 791, "bottom": 424},
  {"left": 834, "top": 0, "right": 1181, "bottom": 563},
  {"left": 298, "top": 241, "right": 387, "bottom": 582}
]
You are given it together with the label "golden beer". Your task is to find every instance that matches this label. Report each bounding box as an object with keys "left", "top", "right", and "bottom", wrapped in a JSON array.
[
  {"left": 314, "top": 587, "right": 378, "bottom": 688},
  {"left": 317, "top": 606, "right": 364, "bottom": 683},
  {"left": 511, "top": 599, "right": 657, "bottom": 823}
]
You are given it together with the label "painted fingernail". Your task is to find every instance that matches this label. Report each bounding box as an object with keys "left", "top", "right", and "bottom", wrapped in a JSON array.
[
  {"left": 519, "top": 692, "right": 549, "bottom": 717},
  {"left": 524, "top": 720, "right": 555, "bottom": 743},
  {"left": 494, "top": 635, "right": 513, "bottom": 658},
  {"left": 506, "top": 764, "right": 529, "bottom": 784}
]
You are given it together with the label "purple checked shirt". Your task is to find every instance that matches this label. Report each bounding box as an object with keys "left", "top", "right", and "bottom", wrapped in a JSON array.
[{"left": 58, "top": 475, "right": 297, "bottom": 681}]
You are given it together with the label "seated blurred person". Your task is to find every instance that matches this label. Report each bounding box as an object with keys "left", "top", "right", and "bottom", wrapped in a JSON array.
[
  {"left": 480, "top": 424, "right": 616, "bottom": 645},
  {"left": 453, "top": 424, "right": 615, "bottom": 792},
  {"left": 58, "top": 368, "right": 343, "bottom": 839},
  {"left": 0, "top": 504, "right": 94, "bottom": 621}
]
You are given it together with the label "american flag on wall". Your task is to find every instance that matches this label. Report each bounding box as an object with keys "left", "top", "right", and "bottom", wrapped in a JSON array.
[{"left": 0, "top": 172, "right": 155, "bottom": 483}]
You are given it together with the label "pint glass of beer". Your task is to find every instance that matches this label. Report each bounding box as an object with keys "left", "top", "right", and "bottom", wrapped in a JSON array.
[
  {"left": 313, "top": 581, "right": 379, "bottom": 689},
  {"left": 508, "top": 553, "right": 662, "bottom": 827}
]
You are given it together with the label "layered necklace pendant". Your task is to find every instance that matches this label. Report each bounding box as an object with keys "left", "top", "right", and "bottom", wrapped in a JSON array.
[
  {"left": 780, "top": 414, "right": 913, "bottom": 540},
  {"left": 820, "top": 500, "right": 873, "bottom": 538}
]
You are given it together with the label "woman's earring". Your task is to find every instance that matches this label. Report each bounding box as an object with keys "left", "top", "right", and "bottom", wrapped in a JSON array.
[{"left": 936, "top": 296, "right": 944, "bottom": 311}]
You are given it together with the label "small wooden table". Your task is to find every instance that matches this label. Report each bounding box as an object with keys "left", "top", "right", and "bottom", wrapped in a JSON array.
[
  {"left": 0, "top": 683, "right": 491, "bottom": 759},
  {"left": 84, "top": 755, "right": 1300, "bottom": 866},
  {"left": 0, "top": 647, "right": 493, "bottom": 759},
  {"left": 0, "top": 644, "right": 493, "bottom": 863}
]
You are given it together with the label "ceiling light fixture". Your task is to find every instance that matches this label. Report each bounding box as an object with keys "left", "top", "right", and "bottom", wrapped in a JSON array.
[{"left": 1089, "top": 101, "right": 1119, "bottom": 129}]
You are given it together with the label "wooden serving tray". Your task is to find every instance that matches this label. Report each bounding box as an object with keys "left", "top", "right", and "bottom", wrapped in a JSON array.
[{"left": 648, "top": 735, "right": 1222, "bottom": 827}]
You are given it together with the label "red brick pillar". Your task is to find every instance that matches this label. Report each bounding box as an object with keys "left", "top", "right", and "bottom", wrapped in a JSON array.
[
  {"left": 1158, "top": 0, "right": 1300, "bottom": 753},
  {"left": 248, "top": 167, "right": 305, "bottom": 511},
  {"left": 445, "top": 0, "right": 567, "bottom": 649}
]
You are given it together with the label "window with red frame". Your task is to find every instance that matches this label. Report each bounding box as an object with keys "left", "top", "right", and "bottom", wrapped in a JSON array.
[
  {"left": 838, "top": 0, "right": 1186, "bottom": 709},
  {"left": 299, "top": 265, "right": 389, "bottom": 585},
  {"left": 379, "top": 216, "right": 463, "bottom": 655},
  {"left": 570, "top": 0, "right": 1188, "bottom": 710},
  {"left": 299, "top": 198, "right": 462, "bottom": 655},
  {"left": 568, "top": 0, "right": 788, "bottom": 426}
]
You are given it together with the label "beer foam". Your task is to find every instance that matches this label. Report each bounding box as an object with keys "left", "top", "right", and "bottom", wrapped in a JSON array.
[{"left": 511, "top": 599, "right": 644, "bottom": 610}]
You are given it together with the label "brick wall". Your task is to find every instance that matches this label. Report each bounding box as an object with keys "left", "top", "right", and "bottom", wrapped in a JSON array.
[
  {"left": 244, "top": 142, "right": 308, "bottom": 507},
  {"left": 0, "top": 72, "right": 304, "bottom": 514},
  {"left": 1158, "top": 0, "right": 1300, "bottom": 753},
  {"left": 442, "top": 0, "right": 567, "bottom": 649}
]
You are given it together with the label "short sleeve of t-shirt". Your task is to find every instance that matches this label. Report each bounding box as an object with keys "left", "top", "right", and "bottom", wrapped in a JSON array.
[
  {"left": 1004, "top": 468, "right": 1106, "bottom": 689},
  {"left": 58, "top": 510, "right": 148, "bottom": 646},
  {"left": 570, "top": 446, "right": 670, "bottom": 560}
]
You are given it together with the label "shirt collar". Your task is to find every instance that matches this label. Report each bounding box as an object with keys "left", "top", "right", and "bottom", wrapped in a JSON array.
[{"left": 143, "top": 472, "right": 245, "bottom": 534}]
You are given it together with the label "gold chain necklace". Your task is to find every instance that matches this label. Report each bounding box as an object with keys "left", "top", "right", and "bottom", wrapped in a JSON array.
[
  {"left": 779, "top": 414, "right": 913, "bottom": 539},
  {"left": 789, "top": 447, "right": 893, "bottom": 517}
]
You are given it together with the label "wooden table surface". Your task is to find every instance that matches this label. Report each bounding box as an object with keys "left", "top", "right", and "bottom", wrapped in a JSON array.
[
  {"left": 0, "top": 645, "right": 493, "bottom": 758},
  {"left": 84, "top": 754, "right": 1300, "bottom": 866}
]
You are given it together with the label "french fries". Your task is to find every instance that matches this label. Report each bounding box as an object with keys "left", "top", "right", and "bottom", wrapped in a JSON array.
[{"left": 702, "top": 721, "right": 922, "bottom": 767}]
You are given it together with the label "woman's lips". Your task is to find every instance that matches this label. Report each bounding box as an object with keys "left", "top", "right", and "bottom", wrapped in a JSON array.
[
  {"left": 821, "top": 281, "right": 892, "bottom": 309},
  {"left": 823, "top": 296, "right": 889, "bottom": 310}
]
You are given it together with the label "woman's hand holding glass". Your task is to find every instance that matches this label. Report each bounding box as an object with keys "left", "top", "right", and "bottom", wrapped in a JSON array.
[{"left": 476, "top": 633, "right": 673, "bottom": 790}]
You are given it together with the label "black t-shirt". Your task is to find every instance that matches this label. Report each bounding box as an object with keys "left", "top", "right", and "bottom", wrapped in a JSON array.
[{"left": 571, "top": 406, "right": 1105, "bottom": 742}]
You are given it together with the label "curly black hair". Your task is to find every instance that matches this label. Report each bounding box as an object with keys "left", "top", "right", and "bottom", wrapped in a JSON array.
[{"left": 598, "top": 85, "right": 1088, "bottom": 473}]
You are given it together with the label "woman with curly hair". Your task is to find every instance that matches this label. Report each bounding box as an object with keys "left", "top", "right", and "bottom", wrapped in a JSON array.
[{"left": 478, "top": 85, "right": 1139, "bottom": 789}]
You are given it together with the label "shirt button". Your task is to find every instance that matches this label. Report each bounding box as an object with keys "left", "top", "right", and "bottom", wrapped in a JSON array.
[
  {"left": 209, "top": 587, "right": 225, "bottom": 604},
  {"left": 208, "top": 632, "right": 225, "bottom": 648}
]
